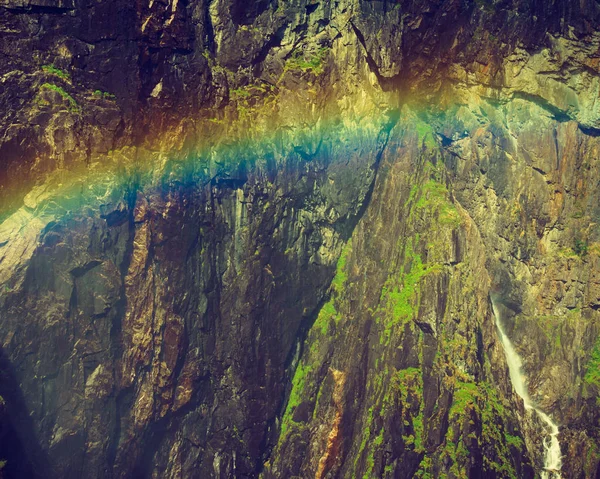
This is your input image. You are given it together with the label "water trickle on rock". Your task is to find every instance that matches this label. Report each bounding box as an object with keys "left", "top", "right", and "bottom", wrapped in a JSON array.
[{"left": 491, "top": 299, "right": 563, "bottom": 479}]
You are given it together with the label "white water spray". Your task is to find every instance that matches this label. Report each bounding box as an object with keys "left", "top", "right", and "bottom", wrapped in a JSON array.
[{"left": 491, "top": 300, "right": 562, "bottom": 479}]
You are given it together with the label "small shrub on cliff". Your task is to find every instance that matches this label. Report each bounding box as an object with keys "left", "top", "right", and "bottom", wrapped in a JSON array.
[
  {"left": 93, "top": 90, "right": 116, "bottom": 100},
  {"left": 42, "top": 64, "right": 70, "bottom": 80},
  {"left": 230, "top": 87, "right": 251, "bottom": 101},
  {"left": 574, "top": 238, "right": 589, "bottom": 256},
  {"left": 285, "top": 46, "right": 330, "bottom": 75},
  {"left": 39, "top": 83, "right": 80, "bottom": 113},
  {"left": 229, "top": 82, "right": 277, "bottom": 122}
]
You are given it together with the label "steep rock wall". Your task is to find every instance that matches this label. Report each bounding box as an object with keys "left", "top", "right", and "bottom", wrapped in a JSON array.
[{"left": 0, "top": 0, "right": 599, "bottom": 477}]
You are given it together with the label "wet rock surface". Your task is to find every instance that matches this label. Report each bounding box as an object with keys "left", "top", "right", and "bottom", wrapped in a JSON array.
[{"left": 0, "top": 0, "right": 599, "bottom": 477}]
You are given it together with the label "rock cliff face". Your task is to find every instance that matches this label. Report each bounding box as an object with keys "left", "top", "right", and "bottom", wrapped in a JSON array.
[{"left": 1, "top": 0, "right": 600, "bottom": 478}]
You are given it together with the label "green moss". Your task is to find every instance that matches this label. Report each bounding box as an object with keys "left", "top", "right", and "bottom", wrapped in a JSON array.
[
  {"left": 377, "top": 367, "right": 425, "bottom": 459},
  {"left": 413, "top": 412, "right": 424, "bottom": 451},
  {"left": 229, "top": 82, "right": 277, "bottom": 123},
  {"left": 280, "top": 362, "right": 313, "bottom": 438},
  {"left": 285, "top": 46, "right": 330, "bottom": 75},
  {"left": 572, "top": 211, "right": 584, "bottom": 219},
  {"left": 415, "top": 456, "right": 434, "bottom": 478},
  {"left": 414, "top": 119, "right": 437, "bottom": 149},
  {"left": 354, "top": 405, "right": 376, "bottom": 474},
  {"left": 311, "top": 240, "right": 351, "bottom": 336},
  {"left": 279, "top": 240, "right": 352, "bottom": 440},
  {"left": 230, "top": 87, "right": 252, "bottom": 100},
  {"left": 443, "top": 381, "right": 520, "bottom": 479},
  {"left": 93, "top": 90, "right": 116, "bottom": 100},
  {"left": 585, "top": 442, "right": 599, "bottom": 476},
  {"left": 448, "top": 381, "right": 479, "bottom": 419},
  {"left": 557, "top": 246, "right": 579, "bottom": 258},
  {"left": 377, "top": 239, "right": 442, "bottom": 344},
  {"left": 363, "top": 428, "right": 384, "bottom": 478},
  {"left": 332, "top": 239, "right": 352, "bottom": 293},
  {"left": 314, "top": 300, "right": 336, "bottom": 335},
  {"left": 505, "top": 433, "right": 524, "bottom": 449},
  {"left": 384, "top": 463, "right": 395, "bottom": 475},
  {"left": 574, "top": 238, "right": 589, "bottom": 256},
  {"left": 375, "top": 170, "right": 462, "bottom": 347},
  {"left": 42, "top": 64, "right": 70, "bottom": 80},
  {"left": 414, "top": 180, "right": 462, "bottom": 227},
  {"left": 40, "top": 83, "right": 79, "bottom": 112},
  {"left": 394, "top": 367, "right": 422, "bottom": 402}
]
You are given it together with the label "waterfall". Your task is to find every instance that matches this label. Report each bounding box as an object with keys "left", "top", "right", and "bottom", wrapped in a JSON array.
[{"left": 491, "top": 300, "right": 562, "bottom": 479}]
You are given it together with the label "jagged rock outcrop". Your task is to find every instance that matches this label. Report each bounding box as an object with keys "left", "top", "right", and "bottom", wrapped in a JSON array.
[{"left": 0, "top": 0, "right": 600, "bottom": 478}]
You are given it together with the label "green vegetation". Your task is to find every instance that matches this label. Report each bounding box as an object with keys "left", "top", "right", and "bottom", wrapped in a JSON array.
[
  {"left": 557, "top": 238, "right": 600, "bottom": 258},
  {"left": 394, "top": 367, "right": 425, "bottom": 453},
  {"left": 504, "top": 433, "right": 524, "bottom": 449},
  {"left": 93, "top": 90, "right": 116, "bottom": 100},
  {"left": 362, "top": 427, "right": 384, "bottom": 479},
  {"left": 377, "top": 238, "right": 442, "bottom": 344},
  {"left": 376, "top": 167, "right": 461, "bottom": 342},
  {"left": 280, "top": 362, "right": 313, "bottom": 438},
  {"left": 404, "top": 162, "right": 462, "bottom": 229},
  {"left": 280, "top": 240, "right": 352, "bottom": 438},
  {"left": 584, "top": 336, "right": 600, "bottom": 405},
  {"left": 355, "top": 405, "right": 376, "bottom": 476},
  {"left": 313, "top": 300, "right": 336, "bottom": 335},
  {"left": 412, "top": 180, "right": 462, "bottom": 227},
  {"left": 571, "top": 210, "right": 584, "bottom": 219},
  {"left": 274, "top": 156, "right": 524, "bottom": 476},
  {"left": 230, "top": 87, "right": 252, "bottom": 101},
  {"left": 414, "top": 118, "right": 437, "bottom": 149},
  {"left": 585, "top": 442, "right": 599, "bottom": 476},
  {"left": 311, "top": 240, "right": 352, "bottom": 336},
  {"left": 284, "top": 46, "right": 330, "bottom": 75},
  {"left": 355, "top": 366, "right": 424, "bottom": 478},
  {"left": 557, "top": 246, "right": 579, "bottom": 258},
  {"left": 332, "top": 239, "right": 351, "bottom": 292},
  {"left": 40, "top": 83, "right": 79, "bottom": 113},
  {"left": 42, "top": 64, "right": 70, "bottom": 80},
  {"left": 228, "top": 82, "right": 277, "bottom": 122},
  {"left": 574, "top": 238, "right": 589, "bottom": 256},
  {"left": 415, "top": 456, "right": 434, "bottom": 478},
  {"left": 362, "top": 162, "right": 506, "bottom": 476},
  {"left": 237, "top": 24, "right": 261, "bottom": 34},
  {"left": 442, "top": 381, "right": 521, "bottom": 478},
  {"left": 521, "top": 309, "right": 581, "bottom": 352}
]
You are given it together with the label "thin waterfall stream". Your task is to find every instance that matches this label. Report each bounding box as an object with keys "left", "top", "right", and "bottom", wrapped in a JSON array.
[{"left": 491, "top": 299, "right": 562, "bottom": 479}]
